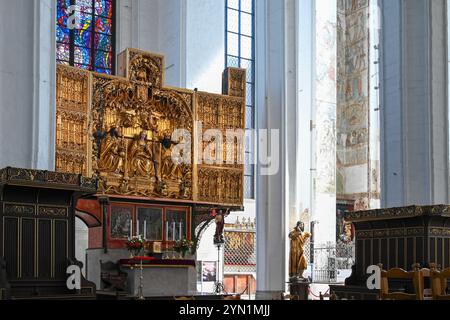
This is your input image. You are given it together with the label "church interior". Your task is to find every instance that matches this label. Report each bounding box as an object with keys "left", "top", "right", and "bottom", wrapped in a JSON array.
[{"left": 1, "top": 0, "right": 450, "bottom": 302}]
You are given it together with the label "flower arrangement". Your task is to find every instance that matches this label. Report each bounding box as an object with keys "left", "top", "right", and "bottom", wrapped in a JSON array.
[
  {"left": 173, "top": 238, "right": 194, "bottom": 258},
  {"left": 126, "top": 235, "right": 145, "bottom": 257}
]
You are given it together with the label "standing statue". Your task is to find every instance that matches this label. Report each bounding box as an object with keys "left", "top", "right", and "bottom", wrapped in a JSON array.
[
  {"left": 213, "top": 209, "right": 226, "bottom": 245},
  {"left": 289, "top": 221, "right": 311, "bottom": 280}
]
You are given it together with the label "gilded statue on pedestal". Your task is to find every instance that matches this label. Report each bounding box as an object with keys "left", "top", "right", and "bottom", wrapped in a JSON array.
[{"left": 289, "top": 221, "right": 311, "bottom": 280}]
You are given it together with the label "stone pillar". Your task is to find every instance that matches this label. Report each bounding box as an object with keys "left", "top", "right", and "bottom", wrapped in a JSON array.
[
  {"left": 0, "top": 0, "right": 56, "bottom": 171},
  {"left": 380, "top": 0, "right": 449, "bottom": 207},
  {"left": 311, "top": 0, "right": 337, "bottom": 265},
  {"left": 255, "top": 0, "right": 298, "bottom": 299}
]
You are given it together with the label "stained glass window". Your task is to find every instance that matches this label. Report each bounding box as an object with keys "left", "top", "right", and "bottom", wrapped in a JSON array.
[
  {"left": 226, "top": 0, "right": 255, "bottom": 199},
  {"left": 57, "top": 0, "right": 115, "bottom": 74}
]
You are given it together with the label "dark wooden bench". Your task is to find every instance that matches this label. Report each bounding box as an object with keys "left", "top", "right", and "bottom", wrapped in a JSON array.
[{"left": 0, "top": 258, "right": 11, "bottom": 300}]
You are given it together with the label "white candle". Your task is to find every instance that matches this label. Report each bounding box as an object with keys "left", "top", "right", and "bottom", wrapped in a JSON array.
[
  {"left": 130, "top": 220, "right": 133, "bottom": 238},
  {"left": 179, "top": 222, "right": 182, "bottom": 240},
  {"left": 144, "top": 221, "right": 147, "bottom": 240},
  {"left": 172, "top": 222, "right": 175, "bottom": 241},
  {"left": 166, "top": 221, "right": 169, "bottom": 240},
  {"left": 137, "top": 219, "right": 140, "bottom": 237}
]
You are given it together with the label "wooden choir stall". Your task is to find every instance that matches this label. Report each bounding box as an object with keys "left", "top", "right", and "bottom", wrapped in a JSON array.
[
  {"left": 330, "top": 205, "right": 450, "bottom": 300},
  {"left": 55, "top": 48, "right": 246, "bottom": 298},
  {"left": 0, "top": 167, "right": 98, "bottom": 299}
]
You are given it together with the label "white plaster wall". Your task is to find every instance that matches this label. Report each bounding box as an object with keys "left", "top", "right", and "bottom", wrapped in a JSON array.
[
  {"left": 297, "top": 0, "right": 314, "bottom": 224},
  {"left": 0, "top": 0, "right": 56, "bottom": 170},
  {"left": 116, "top": 0, "right": 184, "bottom": 87},
  {"left": 159, "top": 0, "right": 186, "bottom": 87},
  {"left": 116, "top": 0, "right": 159, "bottom": 54},
  {"left": 75, "top": 218, "right": 89, "bottom": 276},
  {"left": 341, "top": 165, "right": 368, "bottom": 195},
  {"left": 196, "top": 222, "right": 219, "bottom": 294},
  {"left": 186, "top": 0, "right": 225, "bottom": 93}
]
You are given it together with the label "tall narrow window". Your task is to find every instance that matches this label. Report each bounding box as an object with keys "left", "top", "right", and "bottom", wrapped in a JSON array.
[
  {"left": 57, "top": 0, "right": 115, "bottom": 74},
  {"left": 226, "top": 0, "right": 255, "bottom": 199}
]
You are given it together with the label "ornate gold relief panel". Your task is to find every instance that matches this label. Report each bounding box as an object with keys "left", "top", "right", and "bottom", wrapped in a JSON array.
[
  {"left": 56, "top": 65, "right": 91, "bottom": 176},
  {"left": 194, "top": 68, "right": 246, "bottom": 205},
  {"left": 56, "top": 49, "right": 246, "bottom": 207},
  {"left": 91, "top": 70, "right": 194, "bottom": 200}
]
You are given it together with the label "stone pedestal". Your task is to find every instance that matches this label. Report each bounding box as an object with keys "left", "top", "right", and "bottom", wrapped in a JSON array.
[{"left": 288, "top": 279, "right": 311, "bottom": 301}]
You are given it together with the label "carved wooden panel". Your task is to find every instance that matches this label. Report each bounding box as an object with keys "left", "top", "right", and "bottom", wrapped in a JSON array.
[
  {"left": 56, "top": 49, "right": 245, "bottom": 207},
  {"left": 56, "top": 65, "right": 91, "bottom": 176},
  {"left": 90, "top": 51, "right": 194, "bottom": 199},
  {"left": 194, "top": 68, "right": 246, "bottom": 205}
]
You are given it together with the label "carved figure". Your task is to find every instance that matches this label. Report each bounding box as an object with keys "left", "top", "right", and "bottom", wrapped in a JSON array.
[
  {"left": 99, "top": 128, "right": 126, "bottom": 174},
  {"left": 289, "top": 221, "right": 311, "bottom": 279},
  {"left": 129, "top": 131, "right": 154, "bottom": 178}
]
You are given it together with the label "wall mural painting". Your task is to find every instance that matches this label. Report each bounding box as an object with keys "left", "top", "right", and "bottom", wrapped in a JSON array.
[{"left": 336, "top": 0, "right": 377, "bottom": 208}]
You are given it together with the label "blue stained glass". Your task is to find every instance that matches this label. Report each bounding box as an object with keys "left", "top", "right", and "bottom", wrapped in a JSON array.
[
  {"left": 57, "top": 7, "right": 68, "bottom": 27},
  {"left": 57, "top": 0, "right": 114, "bottom": 74},
  {"left": 56, "top": 26, "right": 70, "bottom": 43},
  {"left": 95, "top": 0, "right": 113, "bottom": 18},
  {"left": 95, "top": 51, "right": 112, "bottom": 69},
  {"left": 76, "top": 12, "right": 93, "bottom": 31},
  {"left": 94, "top": 33, "right": 112, "bottom": 51},
  {"left": 95, "top": 17, "right": 112, "bottom": 35},
  {"left": 95, "top": 67, "right": 112, "bottom": 75},
  {"left": 74, "top": 30, "right": 92, "bottom": 48},
  {"left": 57, "top": 43, "right": 70, "bottom": 62},
  {"left": 57, "top": 0, "right": 71, "bottom": 10},
  {"left": 74, "top": 46, "right": 92, "bottom": 65},
  {"left": 75, "top": 63, "right": 91, "bottom": 70},
  {"left": 75, "top": 0, "right": 93, "bottom": 13}
]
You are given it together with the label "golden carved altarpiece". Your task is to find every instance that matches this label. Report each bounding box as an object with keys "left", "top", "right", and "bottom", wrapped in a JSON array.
[{"left": 56, "top": 49, "right": 245, "bottom": 206}]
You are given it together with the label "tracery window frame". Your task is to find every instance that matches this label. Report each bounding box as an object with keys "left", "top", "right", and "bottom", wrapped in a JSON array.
[
  {"left": 225, "top": 0, "right": 255, "bottom": 200},
  {"left": 56, "top": 0, "right": 116, "bottom": 74}
]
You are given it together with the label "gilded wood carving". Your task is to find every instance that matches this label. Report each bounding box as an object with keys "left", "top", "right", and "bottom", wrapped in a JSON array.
[{"left": 56, "top": 48, "right": 246, "bottom": 206}]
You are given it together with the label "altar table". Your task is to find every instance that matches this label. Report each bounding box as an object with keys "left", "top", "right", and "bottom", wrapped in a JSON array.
[{"left": 119, "top": 258, "right": 197, "bottom": 298}]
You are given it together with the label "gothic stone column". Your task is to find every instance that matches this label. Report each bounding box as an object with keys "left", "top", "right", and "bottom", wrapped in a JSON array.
[
  {"left": 255, "top": 0, "right": 299, "bottom": 299},
  {"left": 380, "top": 0, "right": 449, "bottom": 207}
]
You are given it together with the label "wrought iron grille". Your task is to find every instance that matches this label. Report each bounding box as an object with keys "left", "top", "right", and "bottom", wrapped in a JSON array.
[
  {"left": 224, "top": 226, "right": 256, "bottom": 274},
  {"left": 309, "top": 241, "right": 355, "bottom": 284}
]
